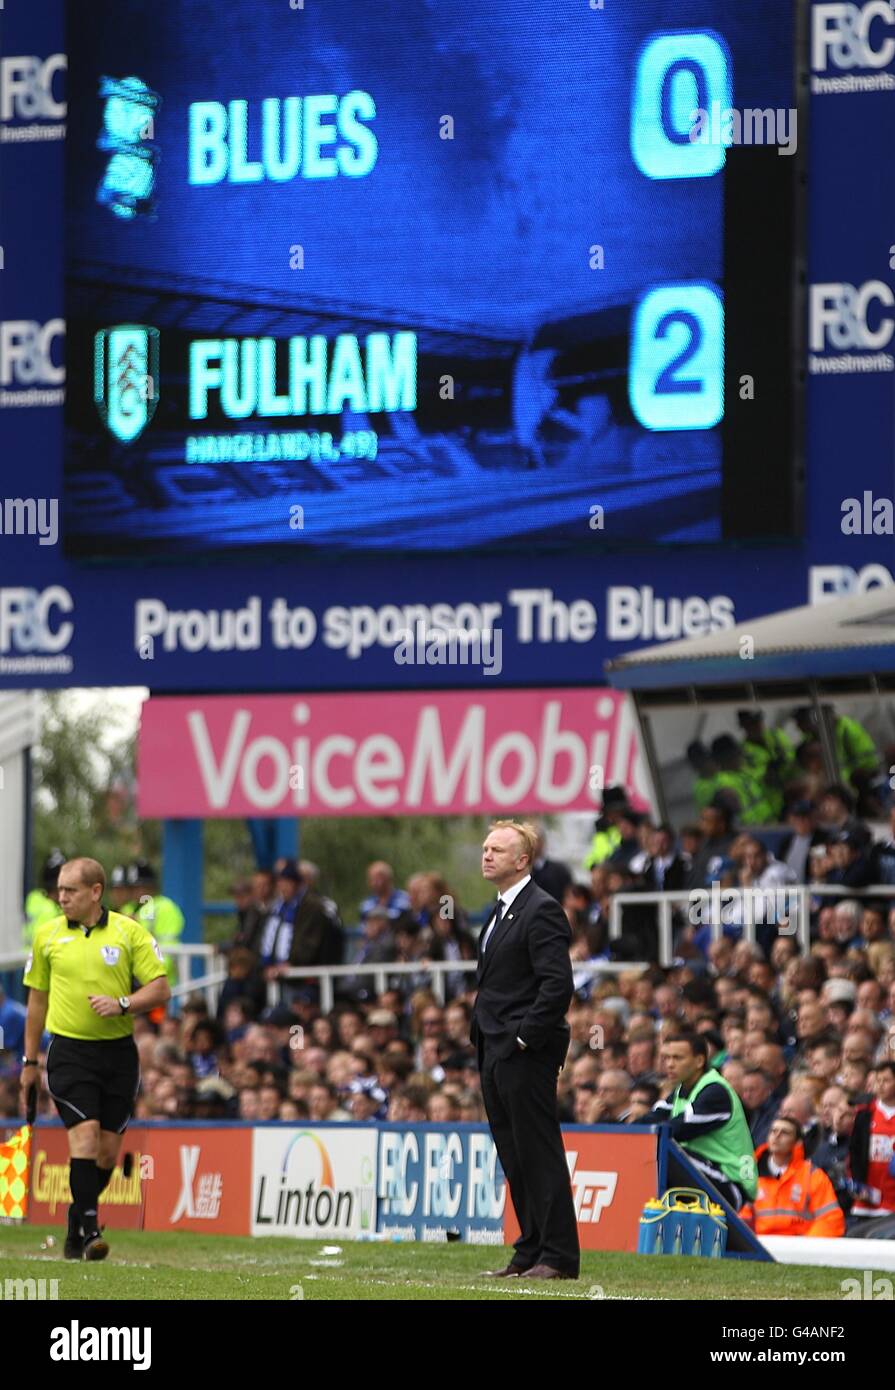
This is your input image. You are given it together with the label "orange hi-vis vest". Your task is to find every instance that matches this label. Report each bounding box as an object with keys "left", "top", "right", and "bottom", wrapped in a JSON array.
[{"left": 740, "top": 1142, "right": 845, "bottom": 1238}]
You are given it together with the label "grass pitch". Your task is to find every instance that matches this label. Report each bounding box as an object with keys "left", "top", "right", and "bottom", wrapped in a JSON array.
[{"left": 0, "top": 1224, "right": 855, "bottom": 1300}]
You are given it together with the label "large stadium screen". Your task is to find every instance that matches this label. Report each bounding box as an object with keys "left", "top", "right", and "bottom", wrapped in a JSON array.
[{"left": 64, "top": 0, "right": 804, "bottom": 558}]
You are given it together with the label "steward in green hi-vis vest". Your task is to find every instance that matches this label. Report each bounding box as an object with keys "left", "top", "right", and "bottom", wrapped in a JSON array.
[
  {"left": 834, "top": 714, "right": 878, "bottom": 782},
  {"left": 794, "top": 707, "right": 878, "bottom": 787},
  {"left": 708, "top": 769, "right": 775, "bottom": 827},
  {"left": 584, "top": 823, "right": 621, "bottom": 869},
  {"left": 670, "top": 1067, "right": 758, "bottom": 1200},
  {"left": 124, "top": 863, "right": 185, "bottom": 988},
  {"left": 740, "top": 723, "right": 796, "bottom": 820},
  {"left": 706, "top": 733, "right": 776, "bottom": 826},
  {"left": 132, "top": 894, "right": 185, "bottom": 988},
  {"left": 23, "top": 890, "right": 62, "bottom": 947},
  {"left": 692, "top": 775, "right": 717, "bottom": 811},
  {"left": 22, "top": 849, "right": 68, "bottom": 948}
]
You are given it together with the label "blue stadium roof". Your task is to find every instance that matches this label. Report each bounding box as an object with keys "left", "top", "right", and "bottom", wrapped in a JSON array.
[{"left": 605, "top": 589, "right": 895, "bottom": 692}]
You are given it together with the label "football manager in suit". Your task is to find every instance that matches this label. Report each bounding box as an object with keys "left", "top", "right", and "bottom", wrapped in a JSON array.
[{"left": 472, "top": 820, "right": 579, "bottom": 1279}]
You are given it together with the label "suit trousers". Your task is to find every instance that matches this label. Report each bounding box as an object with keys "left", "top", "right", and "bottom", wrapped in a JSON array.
[{"left": 479, "top": 1036, "right": 580, "bottom": 1274}]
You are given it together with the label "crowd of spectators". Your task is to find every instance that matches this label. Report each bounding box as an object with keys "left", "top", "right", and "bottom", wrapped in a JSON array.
[{"left": 5, "top": 705, "right": 895, "bottom": 1238}]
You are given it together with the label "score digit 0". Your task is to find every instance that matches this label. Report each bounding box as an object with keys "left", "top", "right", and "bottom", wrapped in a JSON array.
[{"left": 631, "top": 30, "right": 732, "bottom": 180}]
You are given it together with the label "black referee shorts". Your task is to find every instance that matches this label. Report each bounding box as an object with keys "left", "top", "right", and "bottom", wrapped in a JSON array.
[{"left": 46, "top": 1034, "right": 140, "bottom": 1133}]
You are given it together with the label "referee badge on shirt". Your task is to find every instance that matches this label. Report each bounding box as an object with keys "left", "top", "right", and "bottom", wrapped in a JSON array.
[{"left": 101, "top": 945, "right": 121, "bottom": 966}]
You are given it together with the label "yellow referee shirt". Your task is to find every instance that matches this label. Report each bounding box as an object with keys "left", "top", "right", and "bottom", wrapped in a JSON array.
[{"left": 23, "top": 908, "right": 167, "bottom": 1041}]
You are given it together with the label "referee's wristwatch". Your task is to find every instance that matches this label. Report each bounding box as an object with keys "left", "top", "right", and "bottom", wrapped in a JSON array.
[
  {"left": 21, "top": 1058, "right": 38, "bottom": 1067},
  {"left": 118, "top": 996, "right": 131, "bottom": 1014}
]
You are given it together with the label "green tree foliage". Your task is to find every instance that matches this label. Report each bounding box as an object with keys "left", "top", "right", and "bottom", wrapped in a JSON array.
[
  {"left": 30, "top": 692, "right": 159, "bottom": 879},
  {"left": 32, "top": 693, "right": 521, "bottom": 943},
  {"left": 200, "top": 814, "right": 495, "bottom": 944},
  {"left": 301, "top": 814, "right": 493, "bottom": 926}
]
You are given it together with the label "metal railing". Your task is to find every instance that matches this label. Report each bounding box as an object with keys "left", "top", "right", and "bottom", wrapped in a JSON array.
[
  {"left": 162, "top": 942, "right": 225, "bottom": 989},
  {"left": 268, "top": 958, "right": 646, "bottom": 1014},
  {"left": 609, "top": 881, "right": 895, "bottom": 968},
  {"left": 169, "top": 967, "right": 230, "bottom": 1015},
  {"left": 0, "top": 941, "right": 226, "bottom": 1005},
  {"left": 4, "top": 942, "right": 643, "bottom": 1018},
  {"left": 9, "top": 879, "right": 894, "bottom": 1011}
]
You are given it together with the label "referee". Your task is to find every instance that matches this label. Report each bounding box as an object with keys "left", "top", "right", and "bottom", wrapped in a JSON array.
[{"left": 19, "top": 856, "right": 170, "bottom": 1260}]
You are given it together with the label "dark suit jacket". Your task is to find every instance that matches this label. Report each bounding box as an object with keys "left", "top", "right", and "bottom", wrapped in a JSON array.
[
  {"left": 640, "top": 853, "right": 690, "bottom": 893},
  {"left": 355, "top": 931, "right": 397, "bottom": 965},
  {"left": 235, "top": 905, "right": 269, "bottom": 957},
  {"left": 746, "top": 1094, "right": 780, "bottom": 1150},
  {"left": 777, "top": 829, "right": 828, "bottom": 860},
  {"left": 686, "top": 833, "right": 736, "bottom": 890},
  {"left": 823, "top": 855, "right": 874, "bottom": 889},
  {"left": 470, "top": 879, "right": 573, "bottom": 1067},
  {"left": 532, "top": 857, "right": 573, "bottom": 904},
  {"left": 287, "top": 890, "right": 339, "bottom": 967}
]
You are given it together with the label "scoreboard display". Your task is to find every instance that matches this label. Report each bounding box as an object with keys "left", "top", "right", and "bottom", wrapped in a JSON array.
[{"left": 63, "top": 0, "right": 804, "bottom": 558}]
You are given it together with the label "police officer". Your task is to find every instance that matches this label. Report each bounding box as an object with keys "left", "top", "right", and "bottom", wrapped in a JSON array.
[
  {"left": 126, "top": 860, "right": 185, "bottom": 987},
  {"left": 584, "top": 787, "right": 627, "bottom": 869},
  {"left": 686, "top": 741, "right": 719, "bottom": 812},
  {"left": 793, "top": 706, "right": 879, "bottom": 800},
  {"left": 709, "top": 735, "right": 775, "bottom": 826},
  {"left": 107, "top": 864, "right": 135, "bottom": 916},
  {"left": 737, "top": 710, "right": 795, "bottom": 819},
  {"left": 22, "top": 849, "right": 67, "bottom": 948},
  {"left": 20, "top": 857, "right": 170, "bottom": 1261}
]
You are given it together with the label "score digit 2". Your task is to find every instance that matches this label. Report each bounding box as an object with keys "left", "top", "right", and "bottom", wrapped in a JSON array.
[{"left": 629, "top": 283, "right": 724, "bottom": 431}]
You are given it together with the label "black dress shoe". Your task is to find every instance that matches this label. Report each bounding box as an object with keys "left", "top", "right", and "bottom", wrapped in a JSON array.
[
  {"left": 523, "top": 1263, "right": 578, "bottom": 1280},
  {"left": 480, "top": 1262, "right": 532, "bottom": 1278},
  {"left": 82, "top": 1230, "right": 110, "bottom": 1262},
  {"left": 63, "top": 1232, "right": 84, "bottom": 1260}
]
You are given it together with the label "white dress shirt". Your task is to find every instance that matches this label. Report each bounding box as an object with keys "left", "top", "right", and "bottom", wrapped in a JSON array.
[
  {"left": 480, "top": 873, "right": 533, "bottom": 1051},
  {"left": 480, "top": 874, "right": 531, "bottom": 953}
]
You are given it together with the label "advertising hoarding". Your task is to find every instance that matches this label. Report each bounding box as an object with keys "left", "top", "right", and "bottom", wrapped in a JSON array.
[{"left": 136, "top": 687, "right": 651, "bottom": 818}]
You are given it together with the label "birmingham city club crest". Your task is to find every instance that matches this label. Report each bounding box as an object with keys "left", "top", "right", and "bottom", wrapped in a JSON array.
[{"left": 94, "top": 324, "right": 159, "bottom": 443}]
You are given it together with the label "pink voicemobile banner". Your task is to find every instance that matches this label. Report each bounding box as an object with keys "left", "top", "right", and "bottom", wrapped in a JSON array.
[{"left": 137, "top": 688, "right": 650, "bottom": 818}]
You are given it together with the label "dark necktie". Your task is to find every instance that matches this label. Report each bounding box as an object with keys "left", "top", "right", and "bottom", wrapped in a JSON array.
[{"left": 482, "top": 897, "right": 504, "bottom": 953}]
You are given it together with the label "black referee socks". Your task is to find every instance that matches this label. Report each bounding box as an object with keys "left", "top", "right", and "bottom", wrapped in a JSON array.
[
  {"left": 96, "top": 1164, "right": 114, "bottom": 1196},
  {"left": 69, "top": 1157, "right": 100, "bottom": 1229}
]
